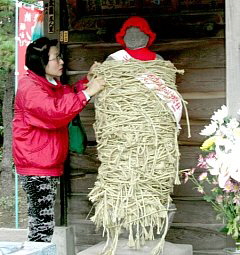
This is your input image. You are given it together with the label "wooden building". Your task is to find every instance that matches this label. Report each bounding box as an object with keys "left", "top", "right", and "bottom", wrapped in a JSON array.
[{"left": 43, "top": 0, "right": 240, "bottom": 254}]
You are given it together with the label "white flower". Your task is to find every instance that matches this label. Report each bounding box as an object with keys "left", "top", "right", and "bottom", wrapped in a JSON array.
[
  {"left": 198, "top": 172, "right": 208, "bottom": 181},
  {"left": 227, "top": 144, "right": 240, "bottom": 182},
  {"left": 229, "top": 167, "right": 240, "bottom": 183},
  {"left": 219, "top": 126, "right": 232, "bottom": 137},
  {"left": 198, "top": 105, "right": 240, "bottom": 189},
  {"left": 218, "top": 162, "right": 230, "bottom": 188},
  {"left": 227, "top": 118, "right": 239, "bottom": 129},
  {"left": 211, "top": 105, "right": 228, "bottom": 124},
  {"left": 206, "top": 157, "right": 219, "bottom": 175},
  {"left": 233, "top": 128, "right": 240, "bottom": 139},
  {"left": 213, "top": 142, "right": 240, "bottom": 188},
  {"left": 200, "top": 121, "right": 218, "bottom": 136},
  {"left": 215, "top": 137, "right": 233, "bottom": 154}
]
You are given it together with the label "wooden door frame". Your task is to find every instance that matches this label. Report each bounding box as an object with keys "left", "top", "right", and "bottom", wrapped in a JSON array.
[{"left": 226, "top": 0, "right": 240, "bottom": 118}]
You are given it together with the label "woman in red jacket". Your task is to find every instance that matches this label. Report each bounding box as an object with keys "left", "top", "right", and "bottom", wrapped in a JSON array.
[{"left": 12, "top": 37, "right": 104, "bottom": 242}]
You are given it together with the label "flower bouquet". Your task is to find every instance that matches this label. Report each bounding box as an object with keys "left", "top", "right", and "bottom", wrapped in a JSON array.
[{"left": 182, "top": 105, "right": 240, "bottom": 252}]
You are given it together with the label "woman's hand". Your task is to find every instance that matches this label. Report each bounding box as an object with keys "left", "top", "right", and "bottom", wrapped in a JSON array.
[
  {"left": 87, "top": 61, "right": 101, "bottom": 81},
  {"left": 85, "top": 76, "right": 105, "bottom": 97}
]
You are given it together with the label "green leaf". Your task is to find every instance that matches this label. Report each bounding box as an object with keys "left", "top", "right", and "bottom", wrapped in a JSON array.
[
  {"left": 203, "top": 195, "right": 213, "bottom": 202},
  {"left": 219, "top": 226, "right": 228, "bottom": 233}
]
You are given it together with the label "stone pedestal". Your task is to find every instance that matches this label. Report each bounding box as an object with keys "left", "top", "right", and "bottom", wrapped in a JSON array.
[
  {"left": 0, "top": 241, "right": 56, "bottom": 255},
  {"left": 77, "top": 239, "right": 193, "bottom": 255},
  {"left": 0, "top": 226, "right": 75, "bottom": 255},
  {"left": 52, "top": 226, "right": 75, "bottom": 255}
]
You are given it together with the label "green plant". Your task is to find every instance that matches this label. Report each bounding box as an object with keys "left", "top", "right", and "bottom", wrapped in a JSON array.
[
  {"left": 0, "top": 126, "right": 3, "bottom": 136},
  {"left": 182, "top": 105, "right": 240, "bottom": 245}
]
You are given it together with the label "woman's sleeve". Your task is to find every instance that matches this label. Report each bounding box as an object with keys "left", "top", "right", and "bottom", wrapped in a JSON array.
[
  {"left": 73, "top": 76, "right": 89, "bottom": 92},
  {"left": 62, "top": 76, "right": 89, "bottom": 94},
  {"left": 22, "top": 83, "right": 88, "bottom": 129}
]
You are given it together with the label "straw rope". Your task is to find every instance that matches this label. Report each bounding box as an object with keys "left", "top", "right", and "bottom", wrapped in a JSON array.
[{"left": 88, "top": 59, "right": 186, "bottom": 255}]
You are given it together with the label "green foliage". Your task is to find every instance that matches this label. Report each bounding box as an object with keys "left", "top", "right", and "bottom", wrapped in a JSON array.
[
  {"left": 0, "top": 0, "right": 40, "bottom": 127},
  {"left": 0, "top": 0, "right": 40, "bottom": 71},
  {"left": 0, "top": 41, "right": 15, "bottom": 71},
  {"left": 0, "top": 0, "right": 15, "bottom": 71}
]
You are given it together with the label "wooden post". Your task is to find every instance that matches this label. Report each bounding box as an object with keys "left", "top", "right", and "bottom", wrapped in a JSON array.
[
  {"left": 171, "top": 0, "right": 179, "bottom": 11},
  {"left": 43, "top": 0, "right": 67, "bottom": 227},
  {"left": 43, "top": 0, "right": 60, "bottom": 40},
  {"left": 226, "top": 0, "right": 240, "bottom": 118}
]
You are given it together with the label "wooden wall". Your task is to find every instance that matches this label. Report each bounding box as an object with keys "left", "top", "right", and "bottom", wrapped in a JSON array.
[{"left": 57, "top": 1, "right": 229, "bottom": 254}]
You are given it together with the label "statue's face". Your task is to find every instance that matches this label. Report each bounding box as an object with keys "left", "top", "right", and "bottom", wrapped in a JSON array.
[{"left": 123, "top": 27, "right": 149, "bottom": 49}]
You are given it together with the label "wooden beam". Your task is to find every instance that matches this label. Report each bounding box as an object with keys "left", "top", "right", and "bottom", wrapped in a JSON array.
[
  {"left": 171, "top": 0, "right": 179, "bottom": 11},
  {"left": 226, "top": 1, "right": 240, "bottom": 118},
  {"left": 66, "top": 39, "right": 221, "bottom": 50},
  {"left": 181, "top": 91, "right": 225, "bottom": 100},
  {"left": 66, "top": 70, "right": 87, "bottom": 75}
]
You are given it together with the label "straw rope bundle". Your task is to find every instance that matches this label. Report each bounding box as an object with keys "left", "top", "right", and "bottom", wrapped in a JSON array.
[{"left": 88, "top": 59, "right": 185, "bottom": 255}]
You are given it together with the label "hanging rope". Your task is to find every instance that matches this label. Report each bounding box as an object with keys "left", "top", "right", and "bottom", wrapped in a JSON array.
[{"left": 89, "top": 59, "right": 188, "bottom": 255}]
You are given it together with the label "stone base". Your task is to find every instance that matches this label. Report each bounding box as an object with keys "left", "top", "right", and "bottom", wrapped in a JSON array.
[
  {"left": 0, "top": 241, "right": 56, "bottom": 255},
  {"left": 77, "top": 239, "right": 193, "bottom": 255},
  {"left": 0, "top": 227, "right": 75, "bottom": 255},
  {"left": 52, "top": 226, "right": 75, "bottom": 255}
]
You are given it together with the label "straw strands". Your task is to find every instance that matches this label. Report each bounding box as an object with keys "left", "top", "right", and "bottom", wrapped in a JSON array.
[{"left": 88, "top": 59, "right": 185, "bottom": 255}]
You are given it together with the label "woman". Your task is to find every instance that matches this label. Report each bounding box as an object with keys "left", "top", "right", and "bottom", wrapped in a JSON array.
[{"left": 12, "top": 37, "right": 104, "bottom": 242}]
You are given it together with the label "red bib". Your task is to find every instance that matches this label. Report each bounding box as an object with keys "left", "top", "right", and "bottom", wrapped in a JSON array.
[{"left": 125, "top": 47, "right": 156, "bottom": 61}]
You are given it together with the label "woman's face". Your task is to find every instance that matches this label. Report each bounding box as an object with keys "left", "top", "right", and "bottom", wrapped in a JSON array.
[{"left": 45, "top": 46, "right": 64, "bottom": 79}]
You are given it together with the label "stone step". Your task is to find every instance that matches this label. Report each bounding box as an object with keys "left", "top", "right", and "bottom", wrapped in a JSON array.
[
  {"left": 68, "top": 219, "right": 234, "bottom": 252},
  {"left": 0, "top": 227, "right": 75, "bottom": 255},
  {"left": 193, "top": 250, "right": 225, "bottom": 255},
  {"left": 77, "top": 245, "right": 227, "bottom": 255},
  {"left": 77, "top": 239, "right": 193, "bottom": 255}
]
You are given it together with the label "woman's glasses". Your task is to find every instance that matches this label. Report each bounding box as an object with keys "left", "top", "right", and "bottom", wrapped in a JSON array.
[{"left": 49, "top": 54, "right": 63, "bottom": 62}]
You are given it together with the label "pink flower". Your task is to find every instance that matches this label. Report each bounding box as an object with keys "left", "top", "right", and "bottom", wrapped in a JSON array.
[
  {"left": 204, "top": 153, "right": 219, "bottom": 176},
  {"left": 212, "top": 179, "right": 219, "bottom": 185},
  {"left": 215, "top": 195, "right": 223, "bottom": 203},
  {"left": 197, "top": 186, "right": 205, "bottom": 194},
  {"left": 233, "top": 196, "right": 240, "bottom": 205},
  {"left": 218, "top": 168, "right": 230, "bottom": 188},
  {"left": 206, "top": 152, "right": 216, "bottom": 160},
  {"left": 183, "top": 168, "right": 195, "bottom": 184},
  {"left": 197, "top": 155, "right": 208, "bottom": 168},
  {"left": 223, "top": 180, "right": 234, "bottom": 193},
  {"left": 232, "top": 184, "right": 240, "bottom": 193},
  {"left": 198, "top": 172, "right": 208, "bottom": 181}
]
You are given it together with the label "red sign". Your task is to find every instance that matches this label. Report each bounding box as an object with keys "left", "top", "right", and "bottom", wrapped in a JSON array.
[{"left": 17, "top": 4, "right": 43, "bottom": 81}]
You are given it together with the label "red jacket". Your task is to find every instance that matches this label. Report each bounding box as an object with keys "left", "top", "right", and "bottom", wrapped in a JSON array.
[{"left": 13, "top": 71, "right": 88, "bottom": 176}]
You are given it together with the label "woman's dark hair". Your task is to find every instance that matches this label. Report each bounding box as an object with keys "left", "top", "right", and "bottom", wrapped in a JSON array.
[{"left": 25, "top": 37, "right": 58, "bottom": 77}]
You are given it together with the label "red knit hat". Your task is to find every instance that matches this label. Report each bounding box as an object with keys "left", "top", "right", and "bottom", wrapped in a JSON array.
[{"left": 116, "top": 16, "right": 156, "bottom": 48}]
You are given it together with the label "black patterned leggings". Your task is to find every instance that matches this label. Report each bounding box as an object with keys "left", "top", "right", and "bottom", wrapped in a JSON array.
[{"left": 19, "top": 175, "right": 59, "bottom": 242}]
